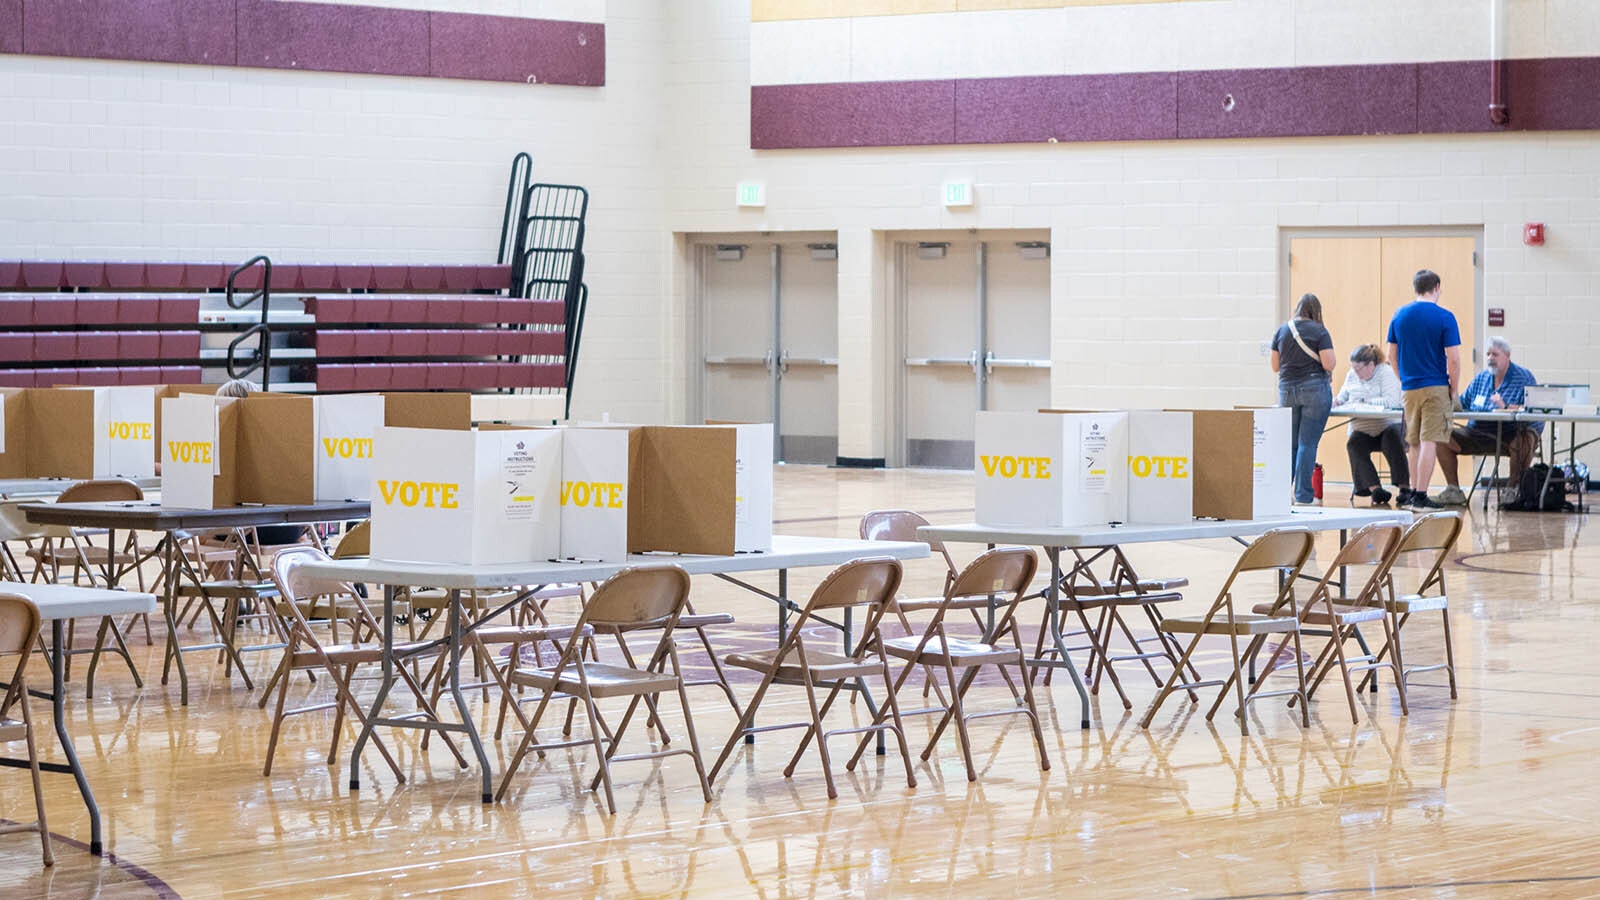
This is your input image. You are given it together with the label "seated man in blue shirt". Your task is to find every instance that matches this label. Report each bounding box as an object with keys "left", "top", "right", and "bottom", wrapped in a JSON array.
[{"left": 1435, "top": 337, "right": 1542, "bottom": 506}]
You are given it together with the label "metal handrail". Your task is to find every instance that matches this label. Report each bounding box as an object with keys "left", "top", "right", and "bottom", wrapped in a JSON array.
[{"left": 224, "top": 256, "right": 272, "bottom": 387}]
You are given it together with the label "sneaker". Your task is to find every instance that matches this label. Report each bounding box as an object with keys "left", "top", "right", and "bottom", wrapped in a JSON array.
[
  {"left": 1410, "top": 493, "right": 1444, "bottom": 510},
  {"left": 1396, "top": 488, "right": 1417, "bottom": 507},
  {"left": 1370, "top": 486, "right": 1393, "bottom": 505},
  {"left": 1498, "top": 487, "right": 1522, "bottom": 509},
  {"left": 1436, "top": 485, "right": 1468, "bottom": 506}
]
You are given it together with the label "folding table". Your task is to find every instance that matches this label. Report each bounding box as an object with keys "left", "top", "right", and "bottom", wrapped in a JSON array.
[
  {"left": 297, "top": 534, "right": 930, "bottom": 803},
  {"left": 19, "top": 500, "right": 369, "bottom": 704},
  {"left": 0, "top": 580, "right": 157, "bottom": 855},
  {"left": 919, "top": 507, "right": 1412, "bottom": 730}
]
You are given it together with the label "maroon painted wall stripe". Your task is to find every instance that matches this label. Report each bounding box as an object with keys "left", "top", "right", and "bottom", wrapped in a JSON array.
[
  {"left": 753, "top": 56, "right": 1600, "bottom": 149},
  {"left": 0, "top": 0, "right": 23, "bottom": 54},
  {"left": 2, "top": 0, "right": 604, "bottom": 86}
]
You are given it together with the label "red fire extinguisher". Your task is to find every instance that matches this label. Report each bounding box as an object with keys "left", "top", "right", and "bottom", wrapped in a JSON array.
[{"left": 1312, "top": 463, "right": 1324, "bottom": 500}]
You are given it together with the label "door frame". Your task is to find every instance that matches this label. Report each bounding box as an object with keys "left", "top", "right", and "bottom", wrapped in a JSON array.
[
  {"left": 1278, "top": 226, "right": 1485, "bottom": 368},
  {"left": 887, "top": 227, "right": 1051, "bottom": 468},
  {"left": 684, "top": 230, "right": 838, "bottom": 444}
]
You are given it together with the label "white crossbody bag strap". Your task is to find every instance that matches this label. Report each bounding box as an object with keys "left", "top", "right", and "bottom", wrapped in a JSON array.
[{"left": 1288, "top": 320, "right": 1317, "bottom": 360}]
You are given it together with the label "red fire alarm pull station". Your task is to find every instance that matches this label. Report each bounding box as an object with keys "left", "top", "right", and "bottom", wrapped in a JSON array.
[
  {"left": 1524, "top": 223, "right": 1545, "bottom": 245},
  {"left": 1488, "top": 308, "right": 1506, "bottom": 326}
]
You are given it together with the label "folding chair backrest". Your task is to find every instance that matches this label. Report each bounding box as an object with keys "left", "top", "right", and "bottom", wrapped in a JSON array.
[
  {"left": 805, "top": 557, "right": 903, "bottom": 614},
  {"left": 1307, "top": 522, "right": 1403, "bottom": 605},
  {"left": 1396, "top": 511, "right": 1461, "bottom": 593},
  {"left": 1233, "top": 528, "right": 1315, "bottom": 575},
  {"left": 581, "top": 566, "right": 691, "bottom": 630},
  {"left": 332, "top": 520, "right": 371, "bottom": 559},
  {"left": 948, "top": 546, "right": 1037, "bottom": 602},
  {"left": 861, "top": 509, "right": 957, "bottom": 577},
  {"left": 1209, "top": 527, "right": 1314, "bottom": 617},
  {"left": 55, "top": 479, "right": 143, "bottom": 503},
  {"left": 0, "top": 500, "right": 47, "bottom": 543},
  {"left": 270, "top": 545, "right": 359, "bottom": 609},
  {"left": 0, "top": 592, "right": 39, "bottom": 660}
]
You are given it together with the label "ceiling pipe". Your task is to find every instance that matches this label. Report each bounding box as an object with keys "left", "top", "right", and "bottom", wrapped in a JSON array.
[{"left": 1489, "top": 0, "right": 1511, "bottom": 126}]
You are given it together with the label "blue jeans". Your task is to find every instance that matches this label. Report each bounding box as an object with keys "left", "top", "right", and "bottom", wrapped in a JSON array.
[{"left": 1280, "top": 376, "right": 1332, "bottom": 503}]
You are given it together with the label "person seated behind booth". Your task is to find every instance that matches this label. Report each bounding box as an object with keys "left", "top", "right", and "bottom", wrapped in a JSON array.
[
  {"left": 1333, "top": 344, "right": 1408, "bottom": 506},
  {"left": 1434, "top": 337, "right": 1542, "bottom": 507},
  {"left": 217, "top": 377, "right": 260, "bottom": 398}
]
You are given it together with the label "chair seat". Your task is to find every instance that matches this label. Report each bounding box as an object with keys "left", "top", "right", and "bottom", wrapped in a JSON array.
[
  {"left": 27, "top": 546, "right": 140, "bottom": 566},
  {"left": 1066, "top": 588, "right": 1183, "bottom": 608},
  {"left": 0, "top": 718, "right": 26, "bottom": 741},
  {"left": 1073, "top": 576, "right": 1189, "bottom": 593},
  {"left": 291, "top": 639, "right": 435, "bottom": 667},
  {"left": 1389, "top": 593, "right": 1448, "bottom": 613},
  {"left": 176, "top": 580, "right": 278, "bottom": 599},
  {"left": 725, "top": 647, "right": 883, "bottom": 681},
  {"left": 609, "top": 612, "right": 735, "bottom": 631},
  {"left": 473, "top": 624, "right": 584, "bottom": 644},
  {"left": 509, "top": 661, "right": 679, "bottom": 699},
  {"left": 1252, "top": 600, "right": 1386, "bottom": 625},
  {"left": 1161, "top": 612, "right": 1299, "bottom": 636},
  {"left": 881, "top": 634, "right": 1019, "bottom": 666}
]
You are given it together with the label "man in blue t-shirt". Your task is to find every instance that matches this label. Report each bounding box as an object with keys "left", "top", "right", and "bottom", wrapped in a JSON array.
[
  {"left": 1434, "top": 336, "right": 1542, "bottom": 506},
  {"left": 1385, "top": 269, "right": 1461, "bottom": 510}
]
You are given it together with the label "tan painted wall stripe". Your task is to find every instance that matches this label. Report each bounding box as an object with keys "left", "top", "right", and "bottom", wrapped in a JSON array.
[{"left": 751, "top": 0, "right": 1193, "bottom": 23}]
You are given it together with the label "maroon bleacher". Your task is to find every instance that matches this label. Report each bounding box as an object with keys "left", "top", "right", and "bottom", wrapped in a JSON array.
[{"left": 0, "top": 260, "right": 562, "bottom": 394}]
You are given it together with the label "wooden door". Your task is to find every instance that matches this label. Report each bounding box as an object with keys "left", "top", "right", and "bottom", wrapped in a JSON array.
[
  {"left": 1289, "top": 237, "right": 1381, "bottom": 484},
  {"left": 1289, "top": 235, "right": 1477, "bottom": 489}
]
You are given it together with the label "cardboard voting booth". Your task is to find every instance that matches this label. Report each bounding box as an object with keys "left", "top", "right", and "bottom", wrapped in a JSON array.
[
  {"left": 230, "top": 394, "right": 386, "bottom": 503},
  {"left": 628, "top": 424, "right": 773, "bottom": 555},
  {"left": 0, "top": 387, "right": 156, "bottom": 480},
  {"left": 1188, "top": 408, "right": 1292, "bottom": 519},
  {"left": 557, "top": 427, "right": 637, "bottom": 563},
  {"left": 385, "top": 392, "right": 472, "bottom": 430},
  {"left": 976, "top": 411, "right": 1129, "bottom": 527},
  {"left": 1125, "top": 410, "right": 1194, "bottom": 524},
  {"left": 160, "top": 394, "right": 240, "bottom": 509},
  {"left": 369, "top": 426, "right": 562, "bottom": 565}
]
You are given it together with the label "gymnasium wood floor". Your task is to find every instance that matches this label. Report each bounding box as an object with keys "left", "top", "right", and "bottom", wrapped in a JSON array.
[{"left": 3, "top": 466, "right": 1599, "bottom": 898}]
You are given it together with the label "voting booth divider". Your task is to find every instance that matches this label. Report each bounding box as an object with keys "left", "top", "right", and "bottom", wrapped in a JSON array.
[
  {"left": 1186, "top": 408, "right": 1292, "bottom": 520},
  {"left": 159, "top": 391, "right": 474, "bottom": 509},
  {"left": 0, "top": 386, "right": 157, "bottom": 480},
  {"left": 976, "top": 410, "right": 1129, "bottom": 527},
  {"left": 366, "top": 422, "right": 775, "bottom": 565},
  {"left": 977, "top": 408, "right": 1290, "bottom": 525}
]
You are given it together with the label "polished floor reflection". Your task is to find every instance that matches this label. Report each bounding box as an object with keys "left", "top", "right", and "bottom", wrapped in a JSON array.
[{"left": 3, "top": 467, "right": 1599, "bottom": 898}]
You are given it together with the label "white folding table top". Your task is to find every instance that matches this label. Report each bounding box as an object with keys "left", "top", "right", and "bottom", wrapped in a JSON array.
[
  {"left": 297, "top": 534, "right": 931, "bottom": 590},
  {"left": 0, "top": 581, "right": 159, "bottom": 620},
  {"left": 921, "top": 507, "right": 1412, "bottom": 548}
]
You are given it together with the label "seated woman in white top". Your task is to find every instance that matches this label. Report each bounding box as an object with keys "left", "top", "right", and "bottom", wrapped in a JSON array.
[{"left": 1334, "top": 343, "right": 1408, "bottom": 506}]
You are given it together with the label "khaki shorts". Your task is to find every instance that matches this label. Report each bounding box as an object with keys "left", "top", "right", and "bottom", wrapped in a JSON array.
[{"left": 1403, "top": 386, "right": 1453, "bottom": 445}]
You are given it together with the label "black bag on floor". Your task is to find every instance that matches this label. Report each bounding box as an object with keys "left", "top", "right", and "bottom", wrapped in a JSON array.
[{"left": 1509, "top": 463, "right": 1572, "bottom": 511}]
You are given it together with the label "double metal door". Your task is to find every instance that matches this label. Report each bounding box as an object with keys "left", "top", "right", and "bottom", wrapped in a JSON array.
[
  {"left": 699, "top": 240, "right": 838, "bottom": 463},
  {"left": 901, "top": 237, "right": 1051, "bottom": 468}
]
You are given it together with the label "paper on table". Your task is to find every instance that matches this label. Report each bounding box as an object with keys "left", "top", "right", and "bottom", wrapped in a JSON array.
[{"left": 1080, "top": 419, "right": 1110, "bottom": 494}]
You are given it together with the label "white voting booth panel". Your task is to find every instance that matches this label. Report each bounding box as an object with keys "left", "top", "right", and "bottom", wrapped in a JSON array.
[
  {"left": 734, "top": 423, "right": 775, "bottom": 553},
  {"left": 1126, "top": 410, "right": 1193, "bottom": 524},
  {"left": 160, "top": 394, "right": 234, "bottom": 509},
  {"left": 314, "top": 394, "right": 386, "bottom": 501},
  {"left": 87, "top": 386, "right": 157, "bottom": 479},
  {"left": 976, "top": 411, "right": 1129, "bottom": 527},
  {"left": 558, "top": 428, "right": 632, "bottom": 562},
  {"left": 1252, "top": 408, "right": 1292, "bottom": 518},
  {"left": 370, "top": 426, "right": 562, "bottom": 566}
]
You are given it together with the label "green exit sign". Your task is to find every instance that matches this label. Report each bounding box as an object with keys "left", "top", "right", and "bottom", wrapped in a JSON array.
[
  {"left": 943, "top": 181, "right": 973, "bottom": 207},
  {"left": 736, "top": 182, "right": 766, "bottom": 207}
]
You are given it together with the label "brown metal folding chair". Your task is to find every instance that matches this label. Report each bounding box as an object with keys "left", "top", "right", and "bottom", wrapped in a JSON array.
[
  {"left": 1139, "top": 527, "right": 1315, "bottom": 734},
  {"left": 709, "top": 557, "right": 916, "bottom": 800},
  {"left": 0, "top": 593, "right": 51, "bottom": 866}
]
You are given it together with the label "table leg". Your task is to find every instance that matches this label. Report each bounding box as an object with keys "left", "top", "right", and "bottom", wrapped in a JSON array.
[
  {"left": 443, "top": 588, "right": 493, "bottom": 803},
  {"left": 1044, "top": 548, "right": 1092, "bottom": 729},
  {"left": 157, "top": 536, "right": 191, "bottom": 706},
  {"left": 350, "top": 584, "right": 399, "bottom": 792},
  {"left": 51, "top": 620, "right": 103, "bottom": 856}
]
